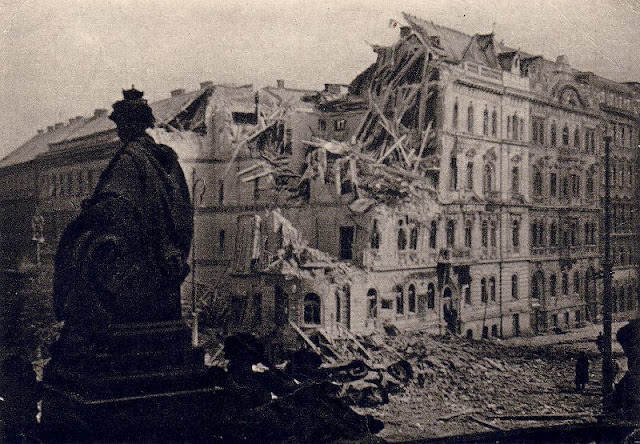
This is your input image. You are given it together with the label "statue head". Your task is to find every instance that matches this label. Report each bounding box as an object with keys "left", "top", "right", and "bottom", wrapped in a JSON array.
[{"left": 109, "top": 86, "right": 156, "bottom": 143}]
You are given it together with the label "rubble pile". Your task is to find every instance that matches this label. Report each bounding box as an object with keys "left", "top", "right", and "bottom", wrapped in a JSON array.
[{"left": 318, "top": 330, "right": 603, "bottom": 441}]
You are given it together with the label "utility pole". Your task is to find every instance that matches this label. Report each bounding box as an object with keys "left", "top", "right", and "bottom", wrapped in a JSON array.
[
  {"left": 191, "top": 168, "right": 206, "bottom": 347},
  {"left": 602, "top": 135, "right": 614, "bottom": 412}
]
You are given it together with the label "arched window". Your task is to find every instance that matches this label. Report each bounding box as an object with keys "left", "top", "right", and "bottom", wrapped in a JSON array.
[
  {"left": 395, "top": 285, "right": 404, "bottom": 314},
  {"left": 574, "top": 128, "right": 580, "bottom": 148},
  {"left": 511, "top": 274, "right": 518, "bottom": 299},
  {"left": 586, "top": 170, "right": 594, "bottom": 196},
  {"left": 219, "top": 229, "right": 226, "bottom": 253},
  {"left": 512, "top": 166, "right": 520, "bottom": 194},
  {"left": 467, "top": 103, "right": 474, "bottom": 133},
  {"left": 446, "top": 220, "right": 455, "bottom": 247},
  {"left": 482, "top": 221, "right": 488, "bottom": 248},
  {"left": 370, "top": 219, "right": 380, "bottom": 249},
  {"left": 533, "top": 169, "right": 543, "bottom": 196},
  {"left": 512, "top": 114, "right": 518, "bottom": 140},
  {"left": 408, "top": 284, "right": 416, "bottom": 313},
  {"left": 562, "top": 273, "right": 569, "bottom": 296},
  {"left": 465, "top": 285, "right": 471, "bottom": 305},
  {"left": 452, "top": 100, "right": 459, "bottom": 129},
  {"left": 550, "top": 222, "right": 557, "bottom": 246},
  {"left": 574, "top": 272, "right": 580, "bottom": 296},
  {"left": 489, "top": 277, "right": 496, "bottom": 301},
  {"left": 512, "top": 220, "right": 520, "bottom": 248},
  {"left": 481, "top": 278, "right": 488, "bottom": 303},
  {"left": 532, "top": 271, "right": 544, "bottom": 300},
  {"left": 427, "top": 283, "right": 435, "bottom": 309},
  {"left": 562, "top": 125, "right": 569, "bottom": 145},
  {"left": 409, "top": 226, "right": 419, "bottom": 250},
  {"left": 491, "top": 110, "right": 498, "bottom": 136},
  {"left": 549, "top": 274, "right": 557, "bottom": 298},
  {"left": 397, "top": 220, "right": 407, "bottom": 250},
  {"left": 303, "top": 293, "right": 321, "bottom": 325},
  {"left": 483, "top": 108, "right": 489, "bottom": 135},
  {"left": 367, "top": 289, "right": 377, "bottom": 319},
  {"left": 483, "top": 163, "right": 494, "bottom": 193},
  {"left": 429, "top": 220, "right": 437, "bottom": 248},
  {"left": 464, "top": 220, "right": 472, "bottom": 248},
  {"left": 551, "top": 123, "right": 557, "bottom": 146},
  {"left": 490, "top": 222, "right": 497, "bottom": 247}
]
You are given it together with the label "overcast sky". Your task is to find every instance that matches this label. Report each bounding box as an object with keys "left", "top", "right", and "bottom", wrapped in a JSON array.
[{"left": 1, "top": 0, "right": 639, "bottom": 158}]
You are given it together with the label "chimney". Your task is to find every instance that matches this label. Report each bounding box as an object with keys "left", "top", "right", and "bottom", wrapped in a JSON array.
[
  {"left": 276, "top": 79, "right": 285, "bottom": 89},
  {"left": 37, "top": 129, "right": 44, "bottom": 134},
  {"left": 47, "top": 126, "right": 54, "bottom": 132},
  {"left": 54, "top": 122, "right": 64, "bottom": 129},
  {"left": 200, "top": 81, "right": 213, "bottom": 89},
  {"left": 171, "top": 88, "right": 185, "bottom": 97},
  {"left": 94, "top": 108, "right": 108, "bottom": 117},
  {"left": 400, "top": 26, "right": 411, "bottom": 38}
]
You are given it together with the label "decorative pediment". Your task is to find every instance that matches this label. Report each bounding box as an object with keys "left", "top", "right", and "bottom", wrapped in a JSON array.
[
  {"left": 465, "top": 148, "right": 476, "bottom": 158},
  {"left": 511, "top": 154, "right": 521, "bottom": 163},
  {"left": 483, "top": 148, "right": 497, "bottom": 162}
]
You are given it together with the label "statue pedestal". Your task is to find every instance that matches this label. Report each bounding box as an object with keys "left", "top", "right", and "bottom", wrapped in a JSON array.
[{"left": 41, "top": 321, "right": 224, "bottom": 441}]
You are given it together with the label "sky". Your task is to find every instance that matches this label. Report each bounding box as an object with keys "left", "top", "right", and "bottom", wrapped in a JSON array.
[{"left": 1, "top": 0, "right": 640, "bottom": 158}]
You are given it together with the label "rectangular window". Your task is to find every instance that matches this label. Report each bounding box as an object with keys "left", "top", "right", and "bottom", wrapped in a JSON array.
[
  {"left": 334, "top": 119, "right": 346, "bottom": 131},
  {"left": 550, "top": 173, "right": 557, "bottom": 197},
  {"left": 339, "top": 226, "right": 355, "bottom": 260},
  {"left": 319, "top": 119, "right": 327, "bottom": 130}
]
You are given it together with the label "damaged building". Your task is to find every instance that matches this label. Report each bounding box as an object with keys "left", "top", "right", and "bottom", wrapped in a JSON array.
[{"left": 0, "top": 13, "right": 639, "bottom": 354}]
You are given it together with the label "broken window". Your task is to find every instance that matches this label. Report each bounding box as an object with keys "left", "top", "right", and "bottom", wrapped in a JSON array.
[
  {"left": 427, "top": 283, "right": 435, "bottom": 309},
  {"left": 253, "top": 293, "right": 262, "bottom": 324},
  {"left": 482, "top": 326, "right": 489, "bottom": 339},
  {"left": 334, "top": 119, "right": 346, "bottom": 131},
  {"left": 303, "top": 293, "right": 321, "bottom": 325},
  {"left": 395, "top": 285, "right": 404, "bottom": 314},
  {"left": 367, "top": 289, "right": 378, "bottom": 319},
  {"left": 574, "top": 128, "right": 580, "bottom": 148},
  {"left": 408, "top": 284, "right": 416, "bottom": 313},
  {"left": 232, "top": 111, "right": 258, "bottom": 125},
  {"left": 562, "top": 273, "right": 569, "bottom": 296},
  {"left": 274, "top": 285, "right": 288, "bottom": 326},
  {"left": 335, "top": 290, "right": 341, "bottom": 323},
  {"left": 491, "top": 325, "right": 498, "bottom": 337},
  {"left": 574, "top": 272, "right": 580, "bottom": 295},
  {"left": 561, "top": 125, "right": 568, "bottom": 145},
  {"left": 550, "top": 274, "right": 557, "bottom": 298},
  {"left": 319, "top": 119, "right": 327, "bottom": 131},
  {"left": 339, "top": 226, "right": 355, "bottom": 260},
  {"left": 512, "top": 274, "right": 519, "bottom": 299},
  {"left": 397, "top": 220, "right": 407, "bottom": 251},
  {"left": 370, "top": 219, "right": 380, "bottom": 249}
]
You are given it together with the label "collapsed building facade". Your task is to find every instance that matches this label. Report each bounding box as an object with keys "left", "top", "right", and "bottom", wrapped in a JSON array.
[{"left": 0, "top": 13, "right": 639, "bottom": 351}]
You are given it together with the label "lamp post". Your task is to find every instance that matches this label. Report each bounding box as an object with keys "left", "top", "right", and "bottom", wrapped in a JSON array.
[
  {"left": 602, "top": 135, "right": 614, "bottom": 412},
  {"left": 191, "top": 168, "right": 206, "bottom": 346}
]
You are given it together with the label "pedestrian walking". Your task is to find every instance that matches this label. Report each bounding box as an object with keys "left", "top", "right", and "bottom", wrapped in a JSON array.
[{"left": 575, "top": 351, "right": 589, "bottom": 392}]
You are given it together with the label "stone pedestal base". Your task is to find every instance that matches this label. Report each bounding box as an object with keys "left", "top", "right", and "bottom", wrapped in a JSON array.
[{"left": 41, "top": 321, "right": 224, "bottom": 441}]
